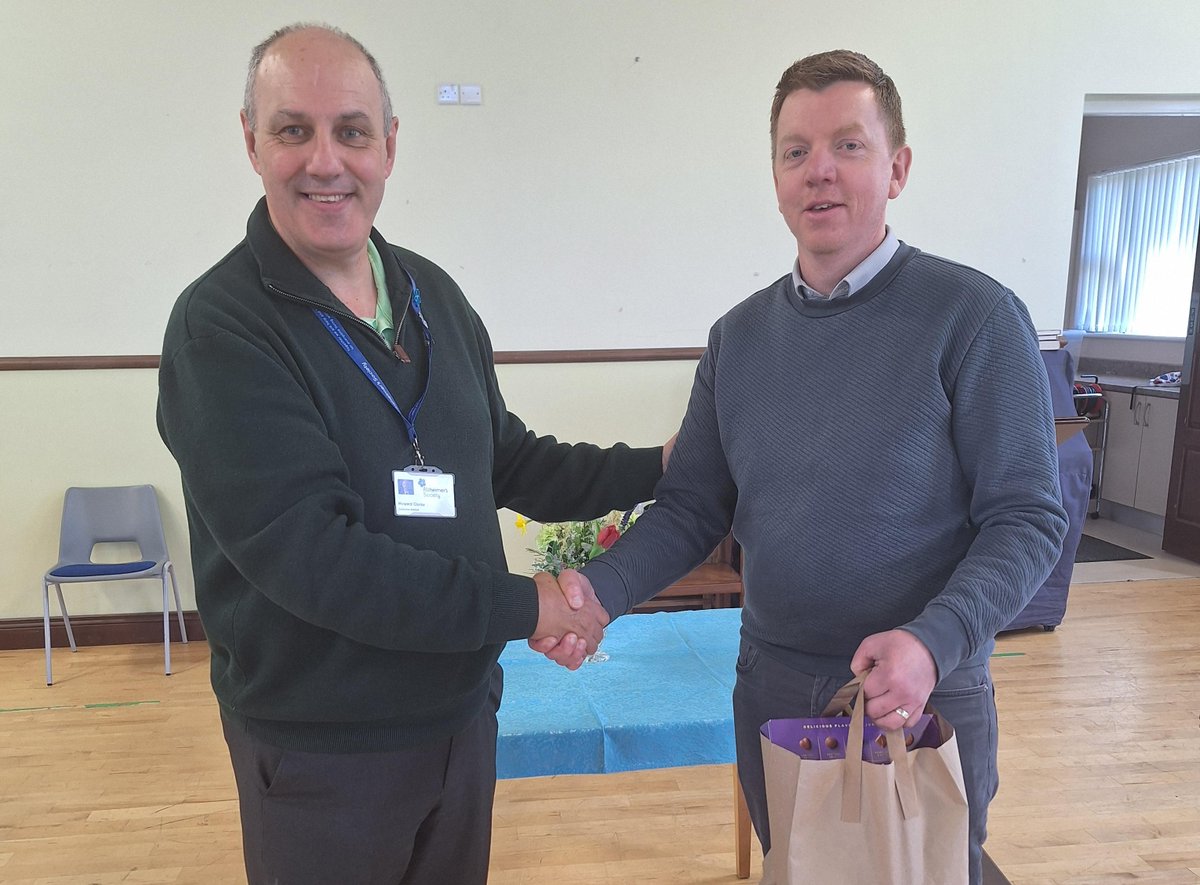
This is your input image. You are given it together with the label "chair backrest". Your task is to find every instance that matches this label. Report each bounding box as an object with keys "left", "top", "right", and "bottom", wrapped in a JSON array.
[{"left": 56, "top": 485, "right": 169, "bottom": 565}]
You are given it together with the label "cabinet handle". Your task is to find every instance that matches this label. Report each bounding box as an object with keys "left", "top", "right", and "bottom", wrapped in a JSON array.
[
  {"left": 1134, "top": 400, "right": 1145, "bottom": 426},
  {"left": 1144, "top": 401, "right": 1151, "bottom": 427}
]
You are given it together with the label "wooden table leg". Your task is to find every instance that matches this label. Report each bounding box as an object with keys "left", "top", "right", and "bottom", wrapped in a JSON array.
[{"left": 734, "top": 764, "right": 751, "bottom": 878}]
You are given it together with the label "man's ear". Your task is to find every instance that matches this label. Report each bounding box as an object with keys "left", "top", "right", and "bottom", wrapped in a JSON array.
[
  {"left": 241, "top": 110, "right": 262, "bottom": 175},
  {"left": 383, "top": 115, "right": 399, "bottom": 178},
  {"left": 888, "top": 144, "right": 912, "bottom": 200}
]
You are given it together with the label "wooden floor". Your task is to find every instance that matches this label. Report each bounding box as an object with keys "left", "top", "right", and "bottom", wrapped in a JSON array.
[{"left": 1, "top": 577, "right": 1198, "bottom": 884}]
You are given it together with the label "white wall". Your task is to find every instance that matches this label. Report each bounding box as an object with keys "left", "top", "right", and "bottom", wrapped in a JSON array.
[
  {"left": 4, "top": 0, "right": 1200, "bottom": 618},
  {"left": 5, "top": 0, "right": 1200, "bottom": 359}
]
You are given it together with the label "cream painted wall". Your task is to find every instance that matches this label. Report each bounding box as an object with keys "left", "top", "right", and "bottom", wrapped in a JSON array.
[
  {"left": 4, "top": 0, "right": 1200, "bottom": 359},
  {"left": 1, "top": 369, "right": 191, "bottom": 619},
  {"left": 493, "top": 360, "right": 694, "bottom": 577},
  {"left": 0, "top": 361, "right": 694, "bottom": 620},
  {"left": 5, "top": 0, "right": 1200, "bottom": 618}
]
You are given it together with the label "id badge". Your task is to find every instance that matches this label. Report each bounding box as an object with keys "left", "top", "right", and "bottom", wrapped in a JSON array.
[{"left": 393, "top": 466, "right": 456, "bottom": 518}]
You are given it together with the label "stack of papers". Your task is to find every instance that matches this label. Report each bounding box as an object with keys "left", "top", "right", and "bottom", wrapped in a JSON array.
[{"left": 1037, "top": 329, "right": 1066, "bottom": 351}]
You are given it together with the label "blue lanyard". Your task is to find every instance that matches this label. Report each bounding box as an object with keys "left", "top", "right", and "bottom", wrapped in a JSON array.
[{"left": 314, "top": 267, "right": 433, "bottom": 465}]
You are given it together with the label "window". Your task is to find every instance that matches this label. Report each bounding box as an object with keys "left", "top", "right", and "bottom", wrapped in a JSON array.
[{"left": 1072, "top": 152, "right": 1200, "bottom": 336}]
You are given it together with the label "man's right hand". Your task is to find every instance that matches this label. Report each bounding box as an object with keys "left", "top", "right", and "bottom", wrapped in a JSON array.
[{"left": 530, "top": 570, "right": 609, "bottom": 670}]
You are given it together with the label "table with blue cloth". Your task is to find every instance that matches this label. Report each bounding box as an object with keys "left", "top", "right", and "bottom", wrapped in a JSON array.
[
  {"left": 496, "top": 607, "right": 752, "bottom": 876},
  {"left": 497, "top": 607, "right": 741, "bottom": 776}
]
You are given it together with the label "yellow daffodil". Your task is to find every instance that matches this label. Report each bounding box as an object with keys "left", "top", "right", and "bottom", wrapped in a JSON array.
[{"left": 514, "top": 514, "right": 528, "bottom": 535}]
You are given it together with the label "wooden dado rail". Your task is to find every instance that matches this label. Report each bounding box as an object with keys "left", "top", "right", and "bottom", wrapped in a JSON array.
[{"left": 0, "top": 348, "right": 705, "bottom": 371}]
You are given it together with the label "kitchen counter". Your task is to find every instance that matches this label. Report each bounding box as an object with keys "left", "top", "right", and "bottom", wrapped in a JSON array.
[
  {"left": 1082, "top": 375, "right": 1180, "bottom": 398},
  {"left": 1075, "top": 356, "right": 1181, "bottom": 399}
]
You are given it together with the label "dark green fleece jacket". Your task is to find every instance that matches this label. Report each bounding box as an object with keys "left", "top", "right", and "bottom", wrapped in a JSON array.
[{"left": 158, "top": 199, "right": 661, "bottom": 752}]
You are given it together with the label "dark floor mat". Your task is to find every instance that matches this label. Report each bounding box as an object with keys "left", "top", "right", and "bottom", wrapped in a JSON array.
[{"left": 1074, "top": 534, "right": 1152, "bottom": 563}]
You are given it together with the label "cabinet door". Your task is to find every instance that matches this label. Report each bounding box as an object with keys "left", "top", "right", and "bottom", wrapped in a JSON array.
[
  {"left": 1134, "top": 397, "right": 1180, "bottom": 516},
  {"left": 1101, "top": 390, "right": 1140, "bottom": 508}
]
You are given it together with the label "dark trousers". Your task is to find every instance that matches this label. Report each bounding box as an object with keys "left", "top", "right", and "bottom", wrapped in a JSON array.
[
  {"left": 732, "top": 638, "right": 998, "bottom": 885},
  {"left": 221, "top": 669, "right": 502, "bottom": 885}
]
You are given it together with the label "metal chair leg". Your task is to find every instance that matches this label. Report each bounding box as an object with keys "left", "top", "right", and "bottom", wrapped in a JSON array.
[
  {"left": 55, "top": 586, "right": 77, "bottom": 651},
  {"left": 43, "top": 582, "right": 76, "bottom": 686},
  {"left": 42, "top": 581, "right": 53, "bottom": 685},
  {"left": 162, "top": 574, "right": 172, "bottom": 676},
  {"left": 169, "top": 563, "right": 187, "bottom": 644}
]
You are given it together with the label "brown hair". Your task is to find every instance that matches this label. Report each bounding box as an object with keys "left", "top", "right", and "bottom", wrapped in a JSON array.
[{"left": 769, "top": 50, "right": 905, "bottom": 158}]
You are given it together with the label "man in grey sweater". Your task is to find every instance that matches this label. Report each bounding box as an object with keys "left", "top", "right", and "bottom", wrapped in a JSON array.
[{"left": 537, "top": 50, "right": 1067, "bottom": 884}]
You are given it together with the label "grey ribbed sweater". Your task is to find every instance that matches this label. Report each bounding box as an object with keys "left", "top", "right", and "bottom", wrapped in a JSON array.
[{"left": 584, "top": 243, "right": 1067, "bottom": 680}]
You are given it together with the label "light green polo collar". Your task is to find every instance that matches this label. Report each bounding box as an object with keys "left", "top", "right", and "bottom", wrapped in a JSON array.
[{"left": 359, "top": 240, "right": 395, "bottom": 347}]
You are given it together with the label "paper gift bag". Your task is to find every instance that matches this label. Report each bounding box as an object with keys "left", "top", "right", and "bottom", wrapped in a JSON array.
[{"left": 759, "top": 674, "right": 969, "bottom": 885}]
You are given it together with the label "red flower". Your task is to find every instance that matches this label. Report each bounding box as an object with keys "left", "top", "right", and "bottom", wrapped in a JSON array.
[{"left": 596, "top": 524, "right": 621, "bottom": 550}]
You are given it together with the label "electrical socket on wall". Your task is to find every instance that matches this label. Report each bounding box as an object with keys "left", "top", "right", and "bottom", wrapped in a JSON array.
[{"left": 437, "top": 83, "right": 459, "bottom": 105}]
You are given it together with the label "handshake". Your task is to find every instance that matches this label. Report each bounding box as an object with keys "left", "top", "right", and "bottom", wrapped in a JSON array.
[{"left": 528, "top": 569, "right": 608, "bottom": 671}]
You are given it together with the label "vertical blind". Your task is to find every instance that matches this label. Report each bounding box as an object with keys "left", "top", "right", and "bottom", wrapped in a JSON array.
[{"left": 1074, "top": 152, "right": 1200, "bottom": 335}]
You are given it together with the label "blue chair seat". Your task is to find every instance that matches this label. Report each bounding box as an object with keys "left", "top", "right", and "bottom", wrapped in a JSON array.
[{"left": 50, "top": 561, "right": 157, "bottom": 578}]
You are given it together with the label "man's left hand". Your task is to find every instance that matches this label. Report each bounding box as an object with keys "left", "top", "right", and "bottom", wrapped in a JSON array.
[{"left": 850, "top": 630, "right": 938, "bottom": 732}]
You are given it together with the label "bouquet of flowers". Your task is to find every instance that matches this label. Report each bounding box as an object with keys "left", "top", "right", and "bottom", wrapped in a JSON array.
[
  {"left": 517, "top": 504, "right": 649, "bottom": 576},
  {"left": 516, "top": 503, "right": 649, "bottom": 663}
]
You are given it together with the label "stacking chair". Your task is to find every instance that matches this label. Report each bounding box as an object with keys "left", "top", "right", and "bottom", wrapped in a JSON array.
[{"left": 42, "top": 485, "right": 187, "bottom": 684}]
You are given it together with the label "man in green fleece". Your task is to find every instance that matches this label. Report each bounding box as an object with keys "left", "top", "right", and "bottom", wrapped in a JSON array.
[
  {"left": 539, "top": 50, "right": 1067, "bottom": 885},
  {"left": 157, "top": 23, "right": 660, "bottom": 885}
]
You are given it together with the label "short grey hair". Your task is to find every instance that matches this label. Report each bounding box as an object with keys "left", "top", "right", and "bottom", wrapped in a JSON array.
[{"left": 243, "top": 23, "right": 394, "bottom": 132}]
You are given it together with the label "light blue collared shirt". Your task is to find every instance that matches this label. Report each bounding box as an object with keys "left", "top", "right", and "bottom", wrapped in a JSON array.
[{"left": 792, "top": 227, "right": 900, "bottom": 301}]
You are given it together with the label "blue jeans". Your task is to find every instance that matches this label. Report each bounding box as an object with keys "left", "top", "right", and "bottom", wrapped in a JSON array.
[{"left": 733, "top": 638, "right": 998, "bottom": 885}]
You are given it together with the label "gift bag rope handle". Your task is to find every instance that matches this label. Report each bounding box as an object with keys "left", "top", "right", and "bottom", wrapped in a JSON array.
[{"left": 838, "top": 675, "right": 920, "bottom": 825}]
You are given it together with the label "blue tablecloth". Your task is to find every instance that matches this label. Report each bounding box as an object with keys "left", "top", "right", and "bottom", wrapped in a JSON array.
[{"left": 496, "top": 608, "right": 743, "bottom": 779}]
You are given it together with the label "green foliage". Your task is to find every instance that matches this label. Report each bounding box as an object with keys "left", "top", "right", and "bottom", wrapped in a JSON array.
[
  {"left": 520, "top": 504, "right": 649, "bottom": 576},
  {"left": 529, "top": 518, "right": 609, "bottom": 576}
]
